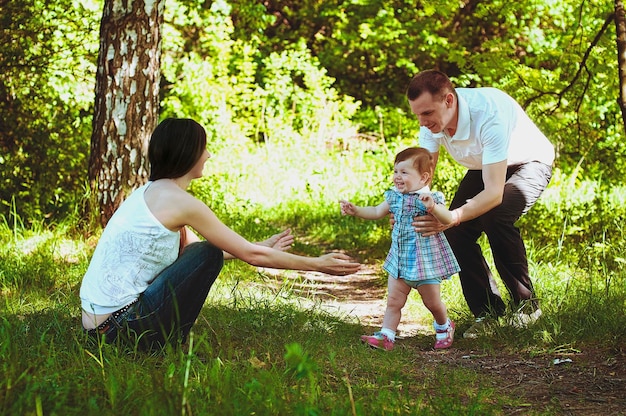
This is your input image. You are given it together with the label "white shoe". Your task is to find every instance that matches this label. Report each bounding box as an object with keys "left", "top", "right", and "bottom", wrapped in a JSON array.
[
  {"left": 463, "top": 317, "right": 494, "bottom": 339},
  {"left": 509, "top": 308, "right": 542, "bottom": 329}
]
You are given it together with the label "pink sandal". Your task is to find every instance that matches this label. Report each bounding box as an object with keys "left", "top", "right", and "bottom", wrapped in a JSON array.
[
  {"left": 361, "top": 332, "right": 394, "bottom": 351},
  {"left": 434, "top": 320, "right": 455, "bottom": 349}
]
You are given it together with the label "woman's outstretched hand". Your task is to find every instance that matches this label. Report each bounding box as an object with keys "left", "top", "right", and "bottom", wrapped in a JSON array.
[
  {"left": 317, "top": 252, "right": 361, "bottom": 276},
  {"left": 258, "top": 229, "right": 295, "bottom": 252},
  {"left": 256, "top": 229, "right": 360, "bottom": 275}
]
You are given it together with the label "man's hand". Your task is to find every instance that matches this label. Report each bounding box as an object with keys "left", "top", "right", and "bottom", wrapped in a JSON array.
[{"left": 412, "top": 213, "right": 449, "bottom": 237}]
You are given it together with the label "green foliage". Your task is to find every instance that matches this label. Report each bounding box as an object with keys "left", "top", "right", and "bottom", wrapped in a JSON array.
[
  {"left": 518, "top": 169, "right": 626, "bottom": 270},
  {"left": 187, "top": 116, "right": 398, "bottom": 232},
  {"left": 3, "top": 0, "right": 625, "bottom": 222},
  {"left": 351, "top": 105, "right": 422, "bottom": 144},
  {"left": 0, "top": 0, "right": 100, "bottom": 222},
  {"left": 2, "top": 0, "right": 625, "bottom": 408},
  {"left": 161, "top": 0, "right": 360, "bottom": 157},
  {"left": 484, "top": 1, "right": 622, "bottom": 180},
  {"left": 227, "top": 0, "right": 624, "bottom": 179}
]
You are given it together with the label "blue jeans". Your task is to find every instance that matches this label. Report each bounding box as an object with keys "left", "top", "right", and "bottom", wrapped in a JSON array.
[
  {"left": 91, "top": 242, "right": 224, "bottom": 350},
  {"left": 444, "top": 162, "right": 553, "bottom": 318}
]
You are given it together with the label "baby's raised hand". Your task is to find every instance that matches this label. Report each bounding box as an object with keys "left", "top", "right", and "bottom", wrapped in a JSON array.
[
  {"left": 339, "top": 200, "right": 357, "bottom": 216},
  {"left": 418, "top": 193, "right": 435, "bottom": 212}
]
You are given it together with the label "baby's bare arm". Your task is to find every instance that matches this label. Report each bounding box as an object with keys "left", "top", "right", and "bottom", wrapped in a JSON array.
[{"left": 340, "top": 200, "right": 389, "bottom": 220}]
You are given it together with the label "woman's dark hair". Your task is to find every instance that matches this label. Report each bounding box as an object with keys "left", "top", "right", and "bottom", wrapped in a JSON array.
[{"left": 148, "top": 118, "right": 207, "bottom": 181}]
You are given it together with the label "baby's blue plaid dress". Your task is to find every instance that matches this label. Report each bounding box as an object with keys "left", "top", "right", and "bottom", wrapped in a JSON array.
[{"left": 383, "top": 188, "right": 460, "bottom": 283}]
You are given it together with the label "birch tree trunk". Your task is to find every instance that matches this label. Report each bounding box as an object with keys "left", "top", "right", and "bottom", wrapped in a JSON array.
[
  {"left": 88, "top": 0, "right": 164, "bottom": 226},
  {"left": 615, "top": 0, "right": 626, "bottom": 132}
]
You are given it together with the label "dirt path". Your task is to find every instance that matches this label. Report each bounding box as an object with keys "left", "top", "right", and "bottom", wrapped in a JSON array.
[
  {"left": 259, "top": 265, "right": 397, "bottom": 329},
  {"left": 257, "top": 266, "right": 626, "bottom": 416}
]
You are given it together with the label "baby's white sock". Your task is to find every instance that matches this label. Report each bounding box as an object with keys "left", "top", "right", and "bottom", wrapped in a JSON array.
[
  {"left": 379, "top": 327, "right": 396, "bottom": 341},
  {"left": 434, "top": 319, "right": 450, "bottom": 334}
]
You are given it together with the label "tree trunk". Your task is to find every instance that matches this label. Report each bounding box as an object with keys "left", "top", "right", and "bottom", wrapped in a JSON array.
[
  {"left": 615, "top": 0, "right": 626, "bottom": 133},
  {"left": 89, "top": 0, "right": 164, "bottom": 226}
]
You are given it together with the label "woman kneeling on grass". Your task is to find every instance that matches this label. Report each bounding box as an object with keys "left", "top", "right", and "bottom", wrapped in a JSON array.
[
  {"left": 340, "top": 147, "right": 460, "bottom": 350},
  {"left": 80, "top": 118, "right": 361, "bottom": 351}
]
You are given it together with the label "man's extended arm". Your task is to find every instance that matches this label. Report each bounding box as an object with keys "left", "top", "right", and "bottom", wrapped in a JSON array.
[{"left": 452, "top": 159, "right": 507, "bottom": 223}]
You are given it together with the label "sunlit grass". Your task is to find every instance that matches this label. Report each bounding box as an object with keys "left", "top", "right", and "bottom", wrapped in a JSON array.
[{"left": 1, "top": 144, "right": 625, "bottom": 413}]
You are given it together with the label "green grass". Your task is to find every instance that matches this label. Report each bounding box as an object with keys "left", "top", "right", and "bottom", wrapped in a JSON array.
[
  {"left": 1, "top": 195, "right": 625, "bottom": 415},
  {"left": 0, "top": 262, "right": 505, "bottom": 415},
  {"left": 2, "top": 133, "right": 625, "bottom": 414}
]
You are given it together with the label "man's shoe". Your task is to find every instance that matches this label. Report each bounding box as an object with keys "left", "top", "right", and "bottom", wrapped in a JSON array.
[
  {"left": 509, "top": 308, "right": 542, "bottom": 329},
  {"left": 463, "top": 317, "right": 494, "bottom": 339}
]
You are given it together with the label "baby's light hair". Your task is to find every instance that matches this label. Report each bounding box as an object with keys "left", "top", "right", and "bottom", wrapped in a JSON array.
[{"left": 394, "top": 147, "right": 434, "bottom": 184}]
